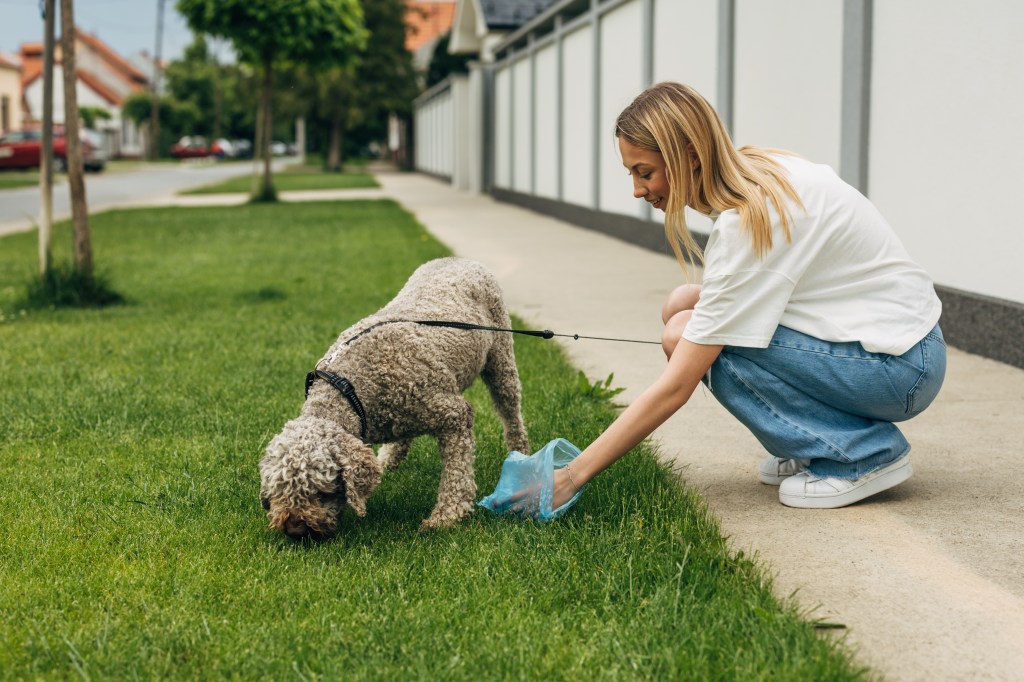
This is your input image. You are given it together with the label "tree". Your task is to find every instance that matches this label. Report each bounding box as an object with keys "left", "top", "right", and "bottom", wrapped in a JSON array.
[
  {"left": 60, "top": 0, "right": 91, "bottom": 275},
  {"left": 123, "top": 91, "right": 203, "bottom": 153},
  {"left": 426, "top": 31, "right": 472, "bottom": 88},
  {"left": 177, "top": 0, "right": 367, "bottom": 201},
  {"left": 305, "top": 0, "right": 418, "bottom": 170},
  {"left": 78, "top": 106, "right": 112, "bottom": 129},
  {"left": 124, "top": 39, "right": 262, "bottom": 157}
]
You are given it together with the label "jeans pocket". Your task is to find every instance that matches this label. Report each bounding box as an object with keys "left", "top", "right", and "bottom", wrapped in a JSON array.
[{"left": 884, "top": 334, "right": 947, "bottom": 416}]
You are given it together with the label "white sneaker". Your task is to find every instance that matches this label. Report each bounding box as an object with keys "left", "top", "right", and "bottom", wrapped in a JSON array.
[
  {"left": 758, "top": 456, "right": 809, "bottom": 485},
  {"left": 778, "top": 456, "right": 914, "bottom": 509}
]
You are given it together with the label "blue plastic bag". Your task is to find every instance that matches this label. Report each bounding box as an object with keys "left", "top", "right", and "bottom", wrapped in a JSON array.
[{"left": 478, "top": 438, "right": 587, "bottom": 521}]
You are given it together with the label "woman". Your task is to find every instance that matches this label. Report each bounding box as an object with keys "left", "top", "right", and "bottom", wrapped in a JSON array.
[{"left": 551, "top": 82, "right": 945, "bottom": 510}]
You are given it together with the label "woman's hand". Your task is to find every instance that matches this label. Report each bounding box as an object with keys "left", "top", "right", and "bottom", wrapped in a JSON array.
[{"left": 501, "top": 465, "right": 580, "bottom": 519}]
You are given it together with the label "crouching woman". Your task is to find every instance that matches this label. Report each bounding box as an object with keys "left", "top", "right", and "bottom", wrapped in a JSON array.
[{"left": 554, "top": 82, "right": 946, "bottom": 510}]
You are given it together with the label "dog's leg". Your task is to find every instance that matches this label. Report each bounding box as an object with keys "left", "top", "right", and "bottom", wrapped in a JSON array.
[
  {"left": 377, "top": 440, "right": 412, "bottom": 470},
  {"left": 481, "top": 332, "right": 531, "bottom": 454},
  {"left": 421, "top": 396, "right": 477, "bottom": 530}
]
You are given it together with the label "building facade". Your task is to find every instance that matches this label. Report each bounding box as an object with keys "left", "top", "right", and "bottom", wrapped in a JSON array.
[{"left": 19, "top": 28, "right": 149, "bottom": 158}]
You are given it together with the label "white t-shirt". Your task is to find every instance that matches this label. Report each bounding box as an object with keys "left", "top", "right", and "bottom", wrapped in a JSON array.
[{"left": 682, "top": 154, "right": 941, "bottom": 356}]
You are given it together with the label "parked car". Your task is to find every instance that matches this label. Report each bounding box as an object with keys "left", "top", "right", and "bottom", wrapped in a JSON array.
[
  {"left": 0, "top": 127, "right": 107, "bottom": 172},
  {"left": 169, "top": 136, "right": 211, "bottom": 159},
  {"left": 230, "top": 139, "right": 253, "bottom": 159},
  {"left": 210, "top": 138, "right": 234, "bottom": 159}
]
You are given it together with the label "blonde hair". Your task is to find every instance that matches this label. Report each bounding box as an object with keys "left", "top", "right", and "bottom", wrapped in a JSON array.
[{"left": 615, "top": 82, "right": 804, "bottom": 274}]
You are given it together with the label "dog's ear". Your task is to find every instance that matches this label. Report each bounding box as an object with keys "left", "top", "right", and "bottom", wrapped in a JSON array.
[{"left": 333, "top": 431, "right": 382, "bottom": 517}]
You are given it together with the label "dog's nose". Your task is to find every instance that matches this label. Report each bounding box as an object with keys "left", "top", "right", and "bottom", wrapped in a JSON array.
[{"left": 284, "top": 518, "right": 309, "bottom": 538}]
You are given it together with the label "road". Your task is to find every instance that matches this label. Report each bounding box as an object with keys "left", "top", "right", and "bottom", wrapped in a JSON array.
[{"left": 0, "top": 158, "right": 296, "bottom": 237}]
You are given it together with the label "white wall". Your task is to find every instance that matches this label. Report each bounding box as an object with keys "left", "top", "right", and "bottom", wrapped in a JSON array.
[
  {"left": 512, "top": 56, "right": 533, "bottom": 193},
  {"left": 560, "top": 24, "right": 595, "bottom": 208},
  {"left": 598, "top": 0, "right": 645, "bottom": 218},
  {"left": 869, "top": 0, "right": 1024, "bottom": 303},
  {"left": 533, "top": 43, "right": 559, "bottom": 200},
  {"left": 451, "top": 75, "right": 471, "bottom": 190},
  {"left": 733, "top": 0, "right": 843, "bottom": 170},
  {"left": 493, "top": 67, "right": 511, "bottom": 188},
  {"left": 414, "top": 84, "right": 454, "bottom": 178},
  {"left": 653, "top": 0, "right": 718, "bottom": 105}
]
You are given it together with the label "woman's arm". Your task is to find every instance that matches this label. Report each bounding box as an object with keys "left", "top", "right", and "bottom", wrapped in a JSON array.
[{"left": 550, "top": 339, "right": 723, "bottom": 510}]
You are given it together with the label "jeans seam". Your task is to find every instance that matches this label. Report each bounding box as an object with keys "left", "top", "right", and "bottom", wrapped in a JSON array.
[
  {"left": 906, "top": 338, "right": 933, "bottom": 415},
  {"left": 718, "top": 354, "right": 850, "bottom": 463}
]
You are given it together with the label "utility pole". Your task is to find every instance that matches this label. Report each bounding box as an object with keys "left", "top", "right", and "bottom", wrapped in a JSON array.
[
  {"left": 38, "top": 0, "right": 55, "bottom": 275},
  {"left": 150, "top": 0, "right": 165, "bottom": 160}
]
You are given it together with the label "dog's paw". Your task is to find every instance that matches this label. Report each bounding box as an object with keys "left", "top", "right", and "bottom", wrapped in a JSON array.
[
  {"left": 420, "top": 502, "right": 474, "bottom": 531},
  {"left": 420, "top": 516, "right": 451, "bottom": 531}
]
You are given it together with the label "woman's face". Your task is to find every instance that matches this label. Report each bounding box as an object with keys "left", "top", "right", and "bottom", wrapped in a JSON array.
[{"left": 619, "top": 137, "right": 670, "bottom": 211}]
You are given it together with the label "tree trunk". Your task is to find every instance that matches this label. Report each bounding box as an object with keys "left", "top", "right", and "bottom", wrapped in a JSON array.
[
  {"left": 327, "top": 112, "right": 343, "bottom": 172},
  {"left": 251, "top": 100, "right": 263, "bottom": 197},
  {"left": 39, "top": 0, "right": 56, "bottom": 275},
  {"left": 295, "top": 116, "right": 306, "bottom": 166},
  {"left": 257, "top": 53, "right": 275, "bottom": 202},
  {"left": 60, "top": 0, "right": 92, "bottom": 275}
]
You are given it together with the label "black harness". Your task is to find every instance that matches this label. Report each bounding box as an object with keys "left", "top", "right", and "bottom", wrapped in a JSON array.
[{"left": 304, "top": 370, "right": 367, "bottom": 439}]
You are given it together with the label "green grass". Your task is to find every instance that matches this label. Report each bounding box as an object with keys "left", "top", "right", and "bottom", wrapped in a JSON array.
[
  {"left": 0, "top": 170, "right": 47, "bottom": 190},
  {"left": 181, "top": 166, "right": 379, "bottom": 195},
  {"left": 0, "top": 201, "right": 869, "bottom": 680}
]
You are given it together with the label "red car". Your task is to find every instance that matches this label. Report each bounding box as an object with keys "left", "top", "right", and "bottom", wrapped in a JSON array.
[
  {"left": 169, "top": 136, "right": 211, "bottom": 158},
  {"left": 0, "top": 128, "right": 107, "bottom": 172}
]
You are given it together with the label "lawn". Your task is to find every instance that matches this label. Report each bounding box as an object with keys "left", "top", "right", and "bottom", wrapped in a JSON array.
[
  {"left": 0, "top": 201, "right": 868, "bottom": 680},
  {"left": 0, "top": 170, "right": 47, "bottom": 190},
  {"left": 180, "top": 165, "right": 379, "bottom": 195}
]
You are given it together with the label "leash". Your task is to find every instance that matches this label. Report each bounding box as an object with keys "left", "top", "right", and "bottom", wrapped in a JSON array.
[
  {"left": 413, "top": 319, "right": 661, "bottom": 345},
  {"left": 340, "top": 318, "right": 660, "bottom": 347},
  {"left": 307, "top": 319, "right": 659, "bottom": 436}
]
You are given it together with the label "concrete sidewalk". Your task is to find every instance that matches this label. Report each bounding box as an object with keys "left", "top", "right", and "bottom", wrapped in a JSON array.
[
  {"left": 373, "top": 171, "right": 1024, "bottom": 682},
  {"left": 2, "top": 170, "right": 1020, "bottom": 680}
]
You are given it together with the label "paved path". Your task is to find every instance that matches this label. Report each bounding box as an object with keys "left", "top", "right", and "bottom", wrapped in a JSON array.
[{"left": 2, "top": 170, "right": 1021, "bottom": 681}]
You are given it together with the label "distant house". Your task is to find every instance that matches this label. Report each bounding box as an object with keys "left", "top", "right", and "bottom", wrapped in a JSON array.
[
  {"left": 449, "top": 0, "right": 559, "bottom": 62},
  {"left": 0, "top": 51, "right": 20, "bottom": 134},
  {"left": 405, "top": 0, "right": 458, "bottom": 74},
  {"left": 412, "top": 0, "right": 559, "bottom": 191},
  {"left": 20, "top": 28, "right": 150, "bottom": 158}
]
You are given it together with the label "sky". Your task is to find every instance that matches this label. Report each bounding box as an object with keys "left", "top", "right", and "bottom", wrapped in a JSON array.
[{"left": 0, "top": 0, "right": 206, "bottom": 64}]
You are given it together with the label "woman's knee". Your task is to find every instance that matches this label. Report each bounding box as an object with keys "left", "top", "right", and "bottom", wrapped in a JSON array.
[
  {"left": 662, "top": 284, "right": 701, "bottom": 324},
  {"left": 662, "top": 310, "right": 693, "bottom": 358}
]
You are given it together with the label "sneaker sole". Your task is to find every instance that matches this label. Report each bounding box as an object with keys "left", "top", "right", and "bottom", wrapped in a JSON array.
[{"left": 778, "top": 457, "right": 914, "bottom": 509}]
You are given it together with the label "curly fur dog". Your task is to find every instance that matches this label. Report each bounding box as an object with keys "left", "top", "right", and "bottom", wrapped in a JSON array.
[{"left": 259, "top": 257, "right": 530, "bottom": 537}]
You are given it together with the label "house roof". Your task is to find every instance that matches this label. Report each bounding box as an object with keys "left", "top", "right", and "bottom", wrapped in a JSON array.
[
  {"left": 19, "top": 28, "right": 148, "bottom": 107},
  {"left": 19, "top": 43, "right": 43, "bottom": 88},
  {"left": 450, "top": 0, "right": 561, "bottom": 58},
  {"left": 478, "top": 0, "right": 560, "bottom": 29},
  {"left": 406, "top": 1, "right": 457, "bottom": 53},
  {"left": 76, "top": 68, "right": 121, "bottom": 106},
  {"left": 74, "top": 28, "right": 148, "bottom": 86}
]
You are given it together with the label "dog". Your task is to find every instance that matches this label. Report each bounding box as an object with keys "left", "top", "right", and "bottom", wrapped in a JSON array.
[{"left": 259, "top": 257, "right": 530, "bottom": 537}]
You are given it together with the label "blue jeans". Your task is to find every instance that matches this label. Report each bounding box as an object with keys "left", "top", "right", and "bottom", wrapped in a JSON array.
[{"left": 705, "top": 325, "right": 947, "bottom": 479}]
